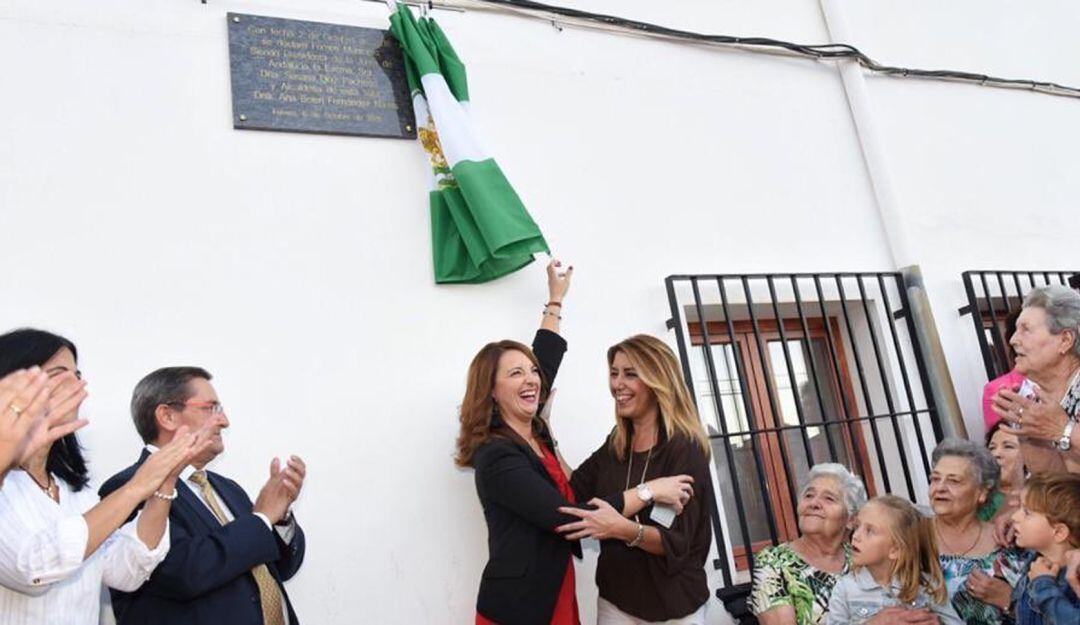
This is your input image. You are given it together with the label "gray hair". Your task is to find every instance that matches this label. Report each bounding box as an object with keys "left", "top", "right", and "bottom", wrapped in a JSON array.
[
  {"left": 931, "top": 437, "right": 1000, "bottom": 492},
  {"left": 130, "top": 366, "right": 212, "bottom": 444},
  {"left": 800, "top": 463, "right": 868, "bottom": 516},
  {"left": 1023, "top": 285, "right": 1080, "bottom": 360}
]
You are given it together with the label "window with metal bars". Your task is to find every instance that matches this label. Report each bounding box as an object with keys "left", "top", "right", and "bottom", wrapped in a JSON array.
[
  {"left": 959, "top": 270, "right": 1080, "bottom": 381},
  {"left": 664, "top": 272, "right": 944, "bottom": 620}
]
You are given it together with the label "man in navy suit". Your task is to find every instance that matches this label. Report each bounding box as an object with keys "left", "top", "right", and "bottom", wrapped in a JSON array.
[{"left": 100, "top": 366, "right": 307, "bottom": 625}]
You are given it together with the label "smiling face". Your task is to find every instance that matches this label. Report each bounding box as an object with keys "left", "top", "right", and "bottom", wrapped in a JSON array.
[
  {"left": 797, "top": 476, "right": 852, "bottom": 539},
  {"left": 491, "top": 349, "right": 541, "bottom": 423},
  {"left": 609, "top": 350, "right": 658, "bottom": 420},
  {"left": 929, "top": 455, "right": 987, "bottom": 520},
  {"left": 1011, "top": 306, "right": 1074, "bottom": 376},
  {"left": 851, "top": 502, "right": 899, "bottom": 569},
  {"left": 988, "top": 428, "right": 1023, "bottom": 487}
]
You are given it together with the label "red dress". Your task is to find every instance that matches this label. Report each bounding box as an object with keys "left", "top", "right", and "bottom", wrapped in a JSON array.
[{"left": 476, "top": 444, "right": 580, "bottom": 625}]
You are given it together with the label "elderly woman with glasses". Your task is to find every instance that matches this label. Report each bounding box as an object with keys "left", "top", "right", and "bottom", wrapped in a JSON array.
[
  {"left": 750, "top": 463, "right": 868, "bottom": 625},
  {"left": 929, "top": 439, "right": 1026, "bottom": 625},
  {"left": 993, "top": 285, "right": 1080, "bottom": 474}
]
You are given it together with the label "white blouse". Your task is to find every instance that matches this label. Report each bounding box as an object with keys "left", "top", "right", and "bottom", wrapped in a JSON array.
[{"left": 0, "top": 471, "right": 169, "bottom": 625}]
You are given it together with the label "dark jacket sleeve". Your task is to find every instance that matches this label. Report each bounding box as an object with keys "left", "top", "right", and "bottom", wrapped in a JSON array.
[
  {"left": 569, "top": 440, "right": 607, "bottom": 503},
  {"left": 274, "top": 521, "right": 305, "bottom": 582},
  {"left": 475, "top": 441, "right": 621, "bottom": 531},
  {"left": 532, "top": 329, "right": 567, "bottom": 392},
  {"left": 139, "top": 513, "right": 281, "bottom": 600},
  {"left": 655, "top": 438, "right": 712, "bottom": 575}
]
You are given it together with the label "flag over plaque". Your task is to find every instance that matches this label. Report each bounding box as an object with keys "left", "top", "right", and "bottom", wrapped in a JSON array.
[{"left": 388, "top": 3, "right": 550, "bottom": 284}]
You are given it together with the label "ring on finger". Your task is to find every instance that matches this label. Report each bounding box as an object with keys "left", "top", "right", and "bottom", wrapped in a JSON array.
[{"left": 8, "top": 403, "right": 24, "bottom": 417}]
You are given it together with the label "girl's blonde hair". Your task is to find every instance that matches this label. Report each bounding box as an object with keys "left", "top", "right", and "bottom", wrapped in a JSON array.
[
  {"left": 861, "top": 496, "right": 946, "bottom": 605},
  {"left": 607, "top": 335, "right": 710, "bottom": 462}
]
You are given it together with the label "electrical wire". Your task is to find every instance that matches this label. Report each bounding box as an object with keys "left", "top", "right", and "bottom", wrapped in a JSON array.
[{"left": 369, "top": 0, "right": 1080, "bottom": 100}]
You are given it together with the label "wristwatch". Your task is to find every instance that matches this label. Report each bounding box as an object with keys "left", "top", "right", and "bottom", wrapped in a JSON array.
[
  {"left": 1056, "top": 420, "right": 1076, "bottom": 451},
  {"left": 636, "top": 483, "right": 654, "bottom": 504}
]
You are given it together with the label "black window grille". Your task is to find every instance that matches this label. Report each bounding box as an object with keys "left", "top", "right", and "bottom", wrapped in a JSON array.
[
  {"left": 959, "top": 271, "right": 1080, "bottom": 381},
  {"left": 663, "top": 272, "right": 944, "bottom": 620}
]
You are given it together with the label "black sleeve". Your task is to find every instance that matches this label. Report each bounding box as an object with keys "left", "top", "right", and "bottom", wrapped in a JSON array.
[
  {"left": 475, "top": 441, "right": 621, "bottom": 532},
  {"left": 569, "top": 439, "right": 608, "bottom": 504},
  {"left": 655, "top": 438, "right": 712, "bottom": 575},
  {"left": 532, "top": 329, "right": 567, "bottom": 392}
]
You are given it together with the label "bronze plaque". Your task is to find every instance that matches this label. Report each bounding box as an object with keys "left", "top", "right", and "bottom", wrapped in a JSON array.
[{"left": 227, "top": 13, "right": 416, "bottom": 139}]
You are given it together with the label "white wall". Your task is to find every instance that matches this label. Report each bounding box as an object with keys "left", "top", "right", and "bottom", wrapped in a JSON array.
[{"left": 1, "top": 1, "right": 1075, "bottom": 622}]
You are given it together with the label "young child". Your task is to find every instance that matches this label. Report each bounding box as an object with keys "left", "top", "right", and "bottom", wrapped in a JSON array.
[
  {"left": 1010, "top": 473, "right": 1080, "bottom": 625},
  {"left": 827, "top": 495, "right": 962, "bottom": 625}
]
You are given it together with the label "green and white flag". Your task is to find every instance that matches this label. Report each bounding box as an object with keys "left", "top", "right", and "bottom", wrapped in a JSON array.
[{"left": 388, "top": 2, "right": 550, "bottom": 284}]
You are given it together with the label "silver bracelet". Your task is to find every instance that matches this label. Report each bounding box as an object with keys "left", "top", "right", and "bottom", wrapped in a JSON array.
[
  {"left": 626, "top": 522, "right": 645, "bottom": 548},
  {"left": 152, "top": 489, "right": 178, "bottom": 501},
  {"left": 542, "top": 311, "right": 562, "bottom": 320}
]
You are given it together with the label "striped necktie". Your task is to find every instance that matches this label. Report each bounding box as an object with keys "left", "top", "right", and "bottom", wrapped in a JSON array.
[{"left": 189, "top": 470, "right": 286, "bottom": 625}]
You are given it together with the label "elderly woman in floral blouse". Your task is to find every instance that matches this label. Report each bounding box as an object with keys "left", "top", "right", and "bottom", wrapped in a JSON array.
[{"left": 750, "top": 464, "right": 865, "bottom": 625}]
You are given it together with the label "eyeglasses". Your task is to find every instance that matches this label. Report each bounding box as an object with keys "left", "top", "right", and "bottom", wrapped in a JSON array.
[{"left": 167, "top": 400, "right": 225, "bottom": 414}]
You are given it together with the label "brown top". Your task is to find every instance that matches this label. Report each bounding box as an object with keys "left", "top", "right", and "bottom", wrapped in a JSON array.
[{"left": 570, "top": 425, "right": 713, "bottom": 621}]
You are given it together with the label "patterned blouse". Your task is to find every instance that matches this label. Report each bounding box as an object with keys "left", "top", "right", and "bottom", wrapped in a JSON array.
[
  {"left": 939, "top": 547, "right": 1027, "bottom": 625},
  {"left": 750, "top": 543, "right": 852, "bottom": 625}
]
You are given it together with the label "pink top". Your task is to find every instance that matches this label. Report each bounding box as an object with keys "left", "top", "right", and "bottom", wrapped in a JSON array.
[{"left": 982, "top": 370, "right": 1026, "bottom": 430}]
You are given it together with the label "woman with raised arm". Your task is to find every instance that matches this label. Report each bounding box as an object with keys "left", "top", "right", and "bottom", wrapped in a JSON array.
[
  {"left": 0, "top": 329, "right": 211, "bottom": 625},
  {"left": 458, "top": 262, "right": 694, "bottom": 625}
]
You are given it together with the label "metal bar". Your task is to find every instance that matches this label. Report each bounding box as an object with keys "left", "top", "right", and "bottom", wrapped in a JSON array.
[
  {"left": 811, "top": 276, "right": 870, "bottom": 485},
  {"left": 877, "top": 274, "right": 932, "bottom": 475},
  {"left": 741, "top": 276, "right": 801, "bottom": 526},
  {"left": 856, "top": 276, "right": 915, "bottom": 499},
  {"left": 962, "top": 272, "right": 997, "bottom": 381},
  {"left": 686, "top": 277, "right": 740, "bottom": 585},
  {"left": 790, "top": 276, "right": 840, "bottom": 461},
  {"left": 766, "top": 276, "right": 816, "bottom": 468},
  {"left": 706, "top": 409, "right": 938, "bottom": 437},
  {"left": 717, "top": 277, "right": 781, "bottom": 548},
  {"left": 834, "top": 275, "right": 892, "bottom": 492},
  {"left": 978, "top": 271, "right": 1008, "bottom": 377},
  {"left": 1012, "top": 273, "right": 1024, "bottom": 305}
]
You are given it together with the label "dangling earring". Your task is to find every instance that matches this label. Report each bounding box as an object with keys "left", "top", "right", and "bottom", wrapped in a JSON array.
[{"left": 491, "top": 403, "right": 501, "bottom": 419}]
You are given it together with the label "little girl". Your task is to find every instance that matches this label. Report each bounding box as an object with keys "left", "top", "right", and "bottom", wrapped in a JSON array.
[{"left": 827, "top": 496, "right": 962, "bottom": 625}]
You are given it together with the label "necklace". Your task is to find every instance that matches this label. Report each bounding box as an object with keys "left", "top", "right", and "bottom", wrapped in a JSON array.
[
  {"left": 23, "top": 469, "right": 57, "bottom": 502},
  {"left": 935, "top": 518, "right": 984, "bottom": 556},
  {"left": 624, "top": 439, "right": 654, "bottom": 523}
]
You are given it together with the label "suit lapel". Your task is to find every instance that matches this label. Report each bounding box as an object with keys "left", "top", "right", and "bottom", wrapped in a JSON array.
[{"left": 175, "top": 478, "right": 226, "bottom": 530}]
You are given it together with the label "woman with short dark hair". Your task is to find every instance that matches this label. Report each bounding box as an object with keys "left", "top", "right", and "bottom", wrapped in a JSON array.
[{"left": 0, "top": 328, "right": 208, "bottom": 625}]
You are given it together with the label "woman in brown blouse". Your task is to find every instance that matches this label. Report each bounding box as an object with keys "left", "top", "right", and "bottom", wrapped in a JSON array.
[{"left": 556, "top": 335, "right": 713, "bottom": 624}]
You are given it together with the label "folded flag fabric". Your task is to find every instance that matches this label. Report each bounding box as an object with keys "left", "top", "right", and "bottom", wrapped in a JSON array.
[{"left": 388, "top": 3, "right": 550, "bottom": 284}]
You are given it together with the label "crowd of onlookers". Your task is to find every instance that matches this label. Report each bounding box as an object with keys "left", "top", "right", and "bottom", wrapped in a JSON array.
[{"left": 750, "top": 284, "right": 1080, "bottom": 625}]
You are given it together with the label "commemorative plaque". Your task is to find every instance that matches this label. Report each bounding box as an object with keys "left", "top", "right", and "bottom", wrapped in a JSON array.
[{"left": 227, "top": 13, "right": 416, "bottom": 139}]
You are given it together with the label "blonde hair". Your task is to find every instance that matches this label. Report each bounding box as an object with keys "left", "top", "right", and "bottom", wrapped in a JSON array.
[
  {"left": 607, "top": 335, "right": 710, "bottom": 462},
  {"left": 861, "top": 496, "right": 946, "bottom": 605}
]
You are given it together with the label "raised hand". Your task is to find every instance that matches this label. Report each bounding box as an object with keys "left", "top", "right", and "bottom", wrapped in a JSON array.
[
  {"left": 129, "top": 427, "right": 199, "bottom": 499},
  {"left": 254, "top": 455, "right": 306, "bottom": 525},
  {"left": 546, "top": 258, "right": 573, "bottom": 304},
  {"left": 0, "top": 368, "right": 52, "bottom": 476},
  {"left": 17, "top": 371, "right": 89, "bottom": 465},
  {"left": 646, "top": 475, "right": 695, "bottom": 514}
]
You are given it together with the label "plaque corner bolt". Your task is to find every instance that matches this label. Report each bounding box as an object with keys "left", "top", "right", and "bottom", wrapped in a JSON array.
[
  {"left": 239, "top": 114, "right": 248, "bottom": 122},
  {"left": 232, "top": 16, "right": 240, "bottom": 23},
  {"left": 405, "top": 124, "right": 413, "bottom": 131}
]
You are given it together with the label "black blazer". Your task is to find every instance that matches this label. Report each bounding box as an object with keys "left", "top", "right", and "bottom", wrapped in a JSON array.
[
  {"left": 99, "top": 450, "right": 306, "bottom": 625},
  {"left": 472, "top": 330, "right": 623, "bottom": 625}
]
